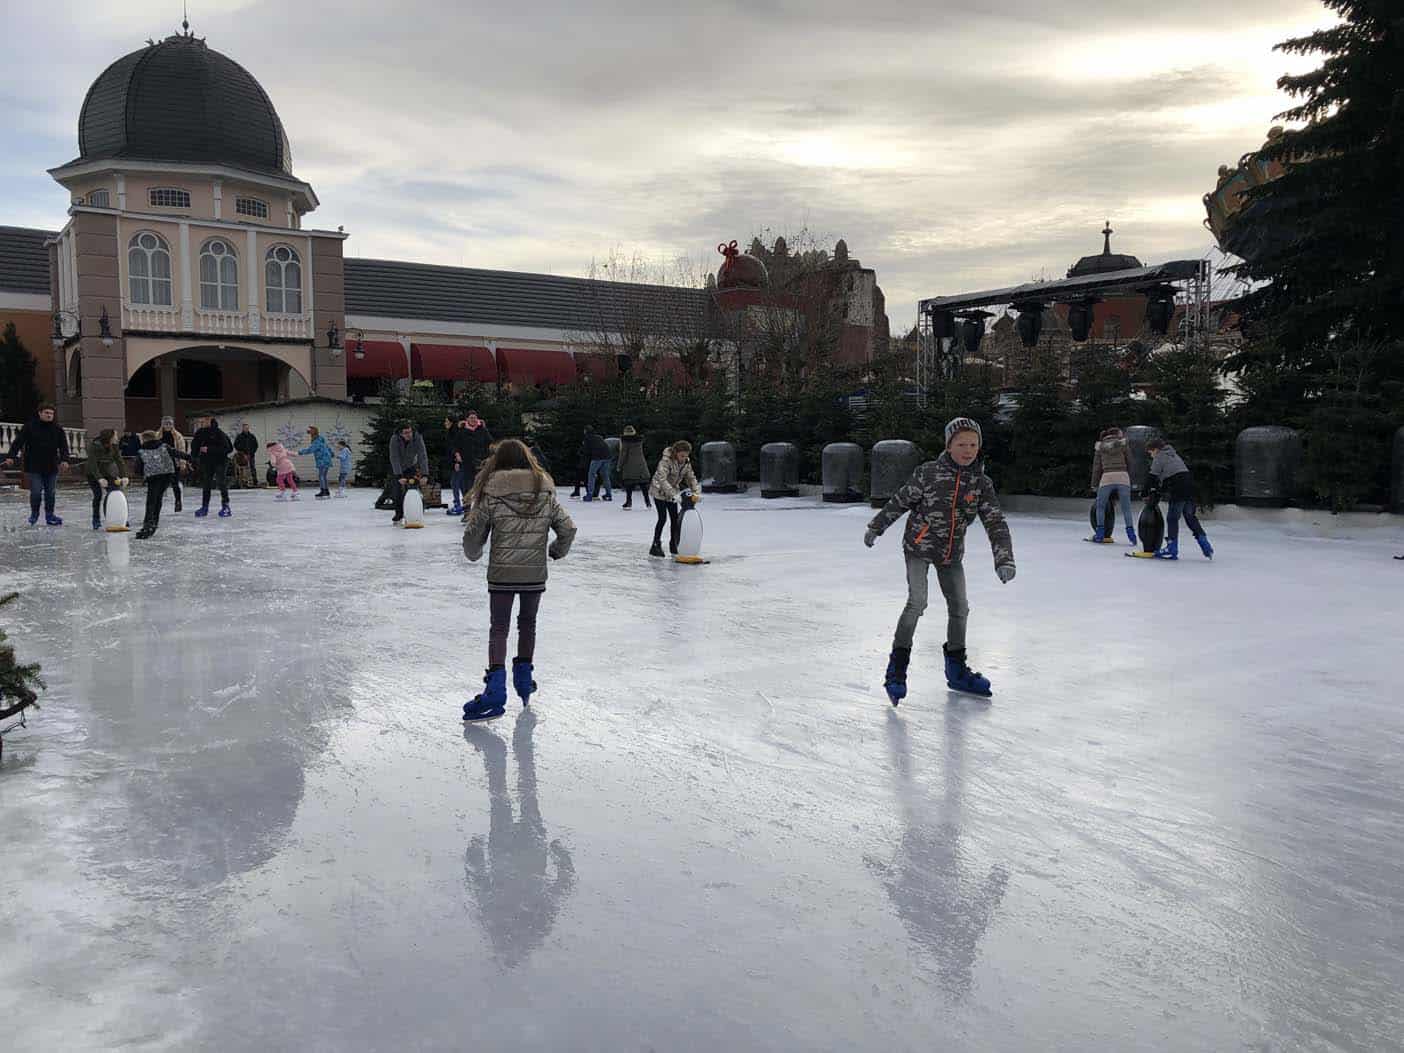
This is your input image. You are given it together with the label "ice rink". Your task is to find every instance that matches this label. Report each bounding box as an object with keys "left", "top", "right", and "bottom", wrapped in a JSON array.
[{"left": 2, "top": 484, "right": 1402, "bottom": 1052}]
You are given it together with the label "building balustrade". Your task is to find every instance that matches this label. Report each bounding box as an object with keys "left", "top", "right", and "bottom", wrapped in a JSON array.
[{"left": 120, "top": 302, "right": 311, "bottom": 340}]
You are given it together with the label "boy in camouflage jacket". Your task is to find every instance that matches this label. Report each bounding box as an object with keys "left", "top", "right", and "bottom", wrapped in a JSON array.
[{"left": 865, "top": 417, "right": 1016, "bottom": 700}]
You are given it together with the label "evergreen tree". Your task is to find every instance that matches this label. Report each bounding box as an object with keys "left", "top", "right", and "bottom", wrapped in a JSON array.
[
  {"left": 0, "top": 322, "right": 41, "bottom": 422},
  {"left": 1145, "top": 345, "right": 1234, "bottom": 506},
  {"left": 1, "top": 592, "right": 44, "bottom": 725}
]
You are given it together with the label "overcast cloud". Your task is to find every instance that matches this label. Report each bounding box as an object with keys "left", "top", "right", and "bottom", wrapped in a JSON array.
[{"left": 2, "top": 0, "right": 1331, "bottom": 328}]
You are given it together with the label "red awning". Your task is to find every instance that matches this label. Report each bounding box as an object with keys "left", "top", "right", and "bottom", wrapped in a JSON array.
[
  {"left": 411, "top": 343, "right": 497, "bottom": 383},
  {"left": 346, "top": 339, "right": 409, "bottom": 379},
  {"left": 496, "top": 347, "right": 577, "bottom": 387},
  {"left": 573, "top": 353, "right": 618, "bottom": 383}
]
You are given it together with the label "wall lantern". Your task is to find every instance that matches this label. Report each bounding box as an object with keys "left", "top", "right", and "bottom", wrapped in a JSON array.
[{"left": 99, "top": 305, "right": 114, "bottom": 348}]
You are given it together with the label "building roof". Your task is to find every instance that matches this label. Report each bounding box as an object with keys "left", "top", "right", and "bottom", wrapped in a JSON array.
[
  {"left": 71, "top": 33, "right": 294, "bottom": 177},
  {"left": 0, "top": 226, "right": 54, "bottom": 296},
  {"left": 344, "top": 257, "right": 709, "bottom": 336},
  {"left": 1068, "top": 223, "right": 1142, "bottom": 278}
]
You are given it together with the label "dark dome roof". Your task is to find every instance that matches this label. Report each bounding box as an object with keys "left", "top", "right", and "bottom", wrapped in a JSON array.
[
  {"left": 78, "top": 34, "right": 293, "bottom": 176},
  {"left": 1068, "top": 224, "right": 1142, "bottom": 278}
]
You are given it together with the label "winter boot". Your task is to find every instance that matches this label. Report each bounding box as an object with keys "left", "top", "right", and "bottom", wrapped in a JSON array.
[
  {"left": 1155, "top": 539, "right": 1179, "bottom": 560},
  {"left": 275, "top": 492, "right": 288, "bottom": 501},
  {"left": 622, "top": 496, "right": 632, "bottom": 509},
  {"left": 195, "top": 505, "right": 209, "bottom": 518},
  {"left": 1126, "top": 525, "right": 1137, "bottom": 547},
  {"left": 219, "top": 504, "right": 232, "bottom": 518},
  {"left": 512, "top": 658, "right": 537, "bottom": 704},
  {"left": 135, "top": 525, "right": 155, "bottom": 540},
  {"left": 884, "top": 647, "right": 911, "bottom": 705},
  {"left": 1196, "top": 533, "right": 1214, "bottom": 560},
  {"left": 463, "top": 666, "right": 508, "bottom": 721},
  {"left": 92, "top": 514, "right": 102, "bottom": 530},
  {"left": 289, "top": 491, "right": 300, "bottom": 501},
  {"left": 173, "top": 496, "right": 182, "bottom": 513},
  {"left": 27, "top": 511, "right": 39, "bottom": 526},
  {"left": 649, "top": 541, "right": 665, "bottom": 558},
  {"left": 944, "top": 645, "right": 992, "bottom": 698},
  {"left": 1091, "top": 527, "right": 1106, "bottom": 543},
  {"left": 45, "top": 514, "right": 63, "bottom": 526}
]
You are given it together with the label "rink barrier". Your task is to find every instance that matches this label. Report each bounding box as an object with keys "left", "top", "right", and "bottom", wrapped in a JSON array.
[
  {"left": 759, "top": 442, "right": 800, "bottom": 498},
  {"left": 1236, "top": 426, "right": 1303, "bottom": 507},
  {"left": 700, "top": 441, "right": 738, "bottom": 493},
  {"left": 869, "top": 440, "right": 922, "bottom": 508},
  {"left": 821, "top": 443, "right": 865, "bottom": 503}
]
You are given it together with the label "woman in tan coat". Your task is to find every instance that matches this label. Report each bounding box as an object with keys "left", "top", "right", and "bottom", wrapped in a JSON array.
[
  {"left": 1090, "top": 426, "right": 1136, "bottom": 545},
  {"left": 462, "top": 440, "right": 576, "bottom": 720}
]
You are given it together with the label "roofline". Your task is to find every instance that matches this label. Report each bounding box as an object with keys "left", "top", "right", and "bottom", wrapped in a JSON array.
[
  {"left": 344, "top": 255, "right": 706, "bottom": 297},
  {"left": 48, "top": 157, "right": 319, "bottom": 211},
  {"left": 919, "top": 259, "right": 1207, "bottom": 313}
]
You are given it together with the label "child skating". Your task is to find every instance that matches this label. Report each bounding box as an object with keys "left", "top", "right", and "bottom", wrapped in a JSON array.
[
  {"left": 134, "top": 430, "right": 192, "bottom": 539},
  {"left": 335, "top": 440, "right": 353, "bottom": 497},
  {"left": 865, "top": 417, "right": 1016, "bottom": 701},
  {"left": 266, "top": 441, "right": 299, "bottom": 500},
  {"left": 461, "top": 439, "right": 576, "bottom": 721},
  {"left": 1145, "top": 437, "right": 1213, "bottom": 560}
]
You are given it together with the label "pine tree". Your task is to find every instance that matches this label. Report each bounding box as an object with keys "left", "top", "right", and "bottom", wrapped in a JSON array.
[
  {"left": 0, "top": 322, "right": 41, "bottom": 422},
  {"left": 1231, "top": 3, "right": 1404, "bottom": 360},
  {"left": 1, "top": 592, "right": 44, "bottom": 724}
]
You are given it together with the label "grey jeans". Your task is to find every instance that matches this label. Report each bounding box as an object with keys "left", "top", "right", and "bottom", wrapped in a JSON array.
[{"left": 894, "top": 554, "right": 968, "bottom": 651}]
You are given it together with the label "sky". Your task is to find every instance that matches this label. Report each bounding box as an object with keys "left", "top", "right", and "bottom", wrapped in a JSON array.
[{"left": 1, "top": 0, "right": 1333, "bottom": 330}]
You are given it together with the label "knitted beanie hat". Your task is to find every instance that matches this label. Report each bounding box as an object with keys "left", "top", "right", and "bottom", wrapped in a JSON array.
[{"left": 944, "top": 416, "right": 982, "bottom": 447}]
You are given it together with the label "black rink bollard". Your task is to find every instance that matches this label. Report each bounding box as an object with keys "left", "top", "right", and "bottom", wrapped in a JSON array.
[
  {"left": 1391, "top": 426, "right": 1404, "bottom": 514},
  {"left": 1236, "top": 426, "right": 1303, "bottom": 507},
  {"left": 1123, "top": 425, "right": 1162, "bottom": 493},
  {"left": 700, "top": 441, "right": 738, "bottom": 493},
  {"left": 760, "top": 442, "right": 800, "bottom": 498},
  {"left": 869, "top": 440, "right": 922, "bottom": 508},
  {"left": 822, "top": 443, "right": 865, "bottom": 503}
]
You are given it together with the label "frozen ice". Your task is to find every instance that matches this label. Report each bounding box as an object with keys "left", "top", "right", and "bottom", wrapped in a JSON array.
[{"left": 1, "top": 486, "right": 1402, "bottom": 1051}]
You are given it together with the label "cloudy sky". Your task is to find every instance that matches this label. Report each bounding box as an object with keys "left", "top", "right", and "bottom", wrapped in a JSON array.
[{"left": 3, "top": 0, "right": 1331, "bottom": 329}]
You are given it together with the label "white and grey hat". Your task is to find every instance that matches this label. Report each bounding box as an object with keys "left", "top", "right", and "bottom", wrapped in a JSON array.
[{"left": 944, "top": 416, "right": 982, "bottom": 446}]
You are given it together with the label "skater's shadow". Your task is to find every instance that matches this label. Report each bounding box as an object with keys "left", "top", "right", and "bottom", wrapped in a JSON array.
[
  {"left": 869, "top": 707, "right": 1008, "bottom": 1000},
  {"left": 462, "top": 709, "right": 576, "bottom": 968}
]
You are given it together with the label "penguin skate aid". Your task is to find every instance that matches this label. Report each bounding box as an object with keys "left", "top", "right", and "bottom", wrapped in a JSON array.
[{"left": 864, "top": 417, "right": 1016, "bottom": 701}]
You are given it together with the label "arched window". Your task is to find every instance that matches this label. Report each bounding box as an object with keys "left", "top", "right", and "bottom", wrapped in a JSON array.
[
  {"left": 199, "top": 239, "right": 239, "bottom": 311},
  {"left": 128, "top": 232, "right": 173, "bottom": 306},
  {"left": 88, "top": 189, "right": 110, "bottom": 208},
  {"left": 264, "top": 245, "right": 302, "bottom": 314}
]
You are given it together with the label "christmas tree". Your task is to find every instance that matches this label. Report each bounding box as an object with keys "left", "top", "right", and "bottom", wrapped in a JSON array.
[{"left": 1, "top": 592, "right": 44, "bottom": 758}]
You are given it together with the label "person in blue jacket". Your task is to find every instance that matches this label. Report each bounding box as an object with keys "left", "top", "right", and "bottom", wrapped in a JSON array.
[
  {"left": 299, "top": 426, "right": 335, "bottom": 499},
  {"left": 335, "top": 440, "right": 354, "bottom": 498}
]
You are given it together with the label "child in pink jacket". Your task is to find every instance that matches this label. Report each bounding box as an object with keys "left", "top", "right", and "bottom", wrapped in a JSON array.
[{"left": 266, "top": 442, "right": 299, "bottom": 500}]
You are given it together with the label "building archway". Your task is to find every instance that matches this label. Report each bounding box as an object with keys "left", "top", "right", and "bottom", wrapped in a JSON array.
[{"left": 123, "top": 341, "right": 313, "bottom": 433}]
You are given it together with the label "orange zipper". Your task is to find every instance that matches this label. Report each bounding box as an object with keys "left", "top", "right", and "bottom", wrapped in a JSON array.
[
  {"left": 914, "top": 524, "right": 929, "bottom": 545},
  {"left": 943, "top": 471, "right": 961, "bottom": 564}
]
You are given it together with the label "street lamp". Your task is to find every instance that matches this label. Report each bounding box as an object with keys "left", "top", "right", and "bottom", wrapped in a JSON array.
[
  {"left": 345, "top": 328, "right": 366, "bottom": 360},
  {"left": 99, "top": 305, "right": 114, "bottom": 347},
  {"left": 324, "top": 320, "right": 343, "bottom": 357}
]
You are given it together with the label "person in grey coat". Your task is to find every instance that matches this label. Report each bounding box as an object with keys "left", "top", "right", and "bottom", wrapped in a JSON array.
[
  {"left": 388, "top": 421, "right": 430, "bottom": 523},
  {"left": 461, "top": 439, "right": 576, "bottom": 720}
]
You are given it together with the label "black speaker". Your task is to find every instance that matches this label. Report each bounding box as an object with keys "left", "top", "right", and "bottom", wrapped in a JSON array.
[
  {"left": 617, "top": 354, "right": 633, "bottom": 373},
  {"left": 929, "top": 310, "right": 956, "bottom": 339},
  {"left": 1015, "top": 309, "right": 1043, "bottom": 348},
  {"left": 1068, "top": 302, "right": 1095, "bottom": 342},
  {"left": 1146, "top": 295, "right": 1174, "bottom": 335},
  {"left": 961, "top": 319, "right": 984, "bottom": 355}
]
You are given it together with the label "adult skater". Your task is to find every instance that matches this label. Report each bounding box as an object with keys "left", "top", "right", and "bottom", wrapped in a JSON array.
[
  {"left": 648, "top": 440, "right": 700, "bottom": 557},
  {"left": 865, "top": 417, "right": 1016, "bottom": 701},
  {"left": 461, "top": 438, "right": 576, "bottom": 721},
  {"left": 135, "top": 430, "right": 192, "bottom": 539},
  {"left": 158, "top": 416, "right": 188, "bottom": 512},
  {"left": 449, "top": 411, "right": 494, "bottom": 515},
  {"left": 1089, "top": 426, "right": 1135, "bottom": 545},
  {"left": 388, "top": 420, "right": 429, "bottom": 524},
  {"left": 233, "top": 423, "right": 260, "bottom": 487},
  {"left": 618, "top": 426, "right": 651, "bottom": 510},
  {"left": 1145, "top": 437, "right": 1213, "bottom": 560},
  {"left": 191, "top": 416, "right": 234, "bottom": 517},
  {"left": 299, "top": 425, "right": 335, "bottom": 498},
  {"left": 582, "top": 426, "right": 613, "bottom": 502},
  {"left": 83, "top": 428, "right": 128, "bottom": 530},
  {"left": 2, "top": 404, "right": 71, "bottom": 525}
]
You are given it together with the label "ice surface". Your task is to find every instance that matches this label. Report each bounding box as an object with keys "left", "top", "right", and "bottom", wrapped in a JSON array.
[{"left": 2, "top": 486, "right": 1402, "bottom": 1051}]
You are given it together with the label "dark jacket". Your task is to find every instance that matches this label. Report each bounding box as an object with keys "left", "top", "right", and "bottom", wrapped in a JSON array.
[
  {"left": 618, "top": 435, "right": 649, "bottom": 484},
  {"left": 6, "top": 416, "right": 71, "bottom": 474},
  {"left": 462, "top": 469, "right": 577, "bottom": 590},
  {"left": 868, "top": 452, "right": 1014, "bottom": 570},
  {"left": 453, "top": 423, "right": 495, "bottom": 470},
  {"left": 191, "top": 425, "right": 233, "bottom": 463},
  {"left": 233, "top": 430, "right": 260, "bottom": 460},
  {"left": 582, "top": 432, "right": 611, "bottom": 462},
  {"left": 120, "top": 433, "right": 141, "bottom": 458},
  {"left": 138, "top": 438, "right": 190, "bottom": 478},
  {"left": 84, "top": 439, "right": 126, "bottom": 482},
  {"left": 389, "top": 431, "right": 429, "bottom": 477}
]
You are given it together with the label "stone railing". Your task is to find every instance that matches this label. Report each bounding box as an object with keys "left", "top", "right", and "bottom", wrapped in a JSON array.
[
  {"left": 123, "top": 304, "right": 182, "bottom": 333},
  {"left": 195, "top": 310, "right": 249, "bottom": 336},
  {"left": 0, "top": 423, "right": 87, "bottom": 459},
  {"left": 263, "top": 313, "right": 312, "bottom": 339},
  {"left": 120, "top": 302, "right": 311, "bottom": 340}
]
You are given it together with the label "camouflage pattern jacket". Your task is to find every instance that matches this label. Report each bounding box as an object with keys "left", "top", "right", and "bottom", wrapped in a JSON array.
[{"left": 868, "top": 453, "right": 1014, "bottom": 569}]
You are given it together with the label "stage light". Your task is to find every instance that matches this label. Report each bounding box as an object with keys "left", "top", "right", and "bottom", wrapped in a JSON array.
[
  {"left": 1014, "top": 303, "right": 1044, "bottom": 348},
  {"left": 1146, "top": 286, "right": 1175, "bottom": 335},
  {"left": 929, "top": 309, "right": 955, "bottom": 340},
  {"left": 1068, "top": 300, "right": 1097, "bottom": 343}
]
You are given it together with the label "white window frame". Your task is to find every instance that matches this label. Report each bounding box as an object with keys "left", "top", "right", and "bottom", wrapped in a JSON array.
[
  {"left": 235, "top": 196, "right": 269, "bottom": 220},
  {"left": 88, "top": 188, "right": 111, "bottom": 208},
  {"left": 128, "top": 232, "right": 173, "bottom": 307},
  {"left": 263, "top": 244, "right": 303, "bottom": 315},
  {"left": 148, "top": 187, "right": 192, "bottom": 209},
  {"left": 199, "top": 238, "right": 240, "bottom": 311}
]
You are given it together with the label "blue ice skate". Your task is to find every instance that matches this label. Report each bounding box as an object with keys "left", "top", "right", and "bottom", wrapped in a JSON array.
[
  {"left": 512, "top": 658, "right": 537, "bottom": 704},
  {"left": 92, "top": 515, "right": 102, "bottom": 530},
  {"left": 1196, "top": 534, "right": 1214, "bottom": 559},
  {"left": 463, "top": 666, "right": 507, "bottom": 722},
  {"left": 219, "top": 505, "right": 232, "bottom": 518},
  {"left": 944, "top": 646, "right": 992, "bottom": 698},
  {"left": 884, "top": 647, "right": 910, "bottom": 705},
  {"left": 1126, "top": 525, "right": 1137, "bottom": 546},
  {"left": 1155, "top": 539, "right": 1179, "bottom": 560},
  {"left": 45, "top": 514, "right": 63, "bottom": 526},
  {"left": 194, "top": 505, "right": 209, "bottom": 518}
]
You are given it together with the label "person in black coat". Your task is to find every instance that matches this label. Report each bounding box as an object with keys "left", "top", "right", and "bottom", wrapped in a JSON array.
[
  {"left": 449, "top": 411, "right": 495, "bottom": 514},
  {"left": 233, "top": 423, "right": 260, "bottom": 488},
  {"left": 190, "top": 416, "right": 235, "bottom": 515},
  {"left": 582, "top": 427, "right": 613, "bottom": 502},
  {"left": 2, "top": 404, "right": 72, "bottom": 525}
]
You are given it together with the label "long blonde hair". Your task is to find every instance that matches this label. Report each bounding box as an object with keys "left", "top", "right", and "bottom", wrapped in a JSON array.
[{"left": 468, "top": 438, "right": 547, "bottom": 506}]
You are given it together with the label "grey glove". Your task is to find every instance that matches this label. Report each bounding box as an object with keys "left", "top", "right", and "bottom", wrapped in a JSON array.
[
  {"left": 863, "top": 529, "right": 878, "bottom": 548},
  {"left": 996, "top": 563, "right": 1016, "bottom": 584}
]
